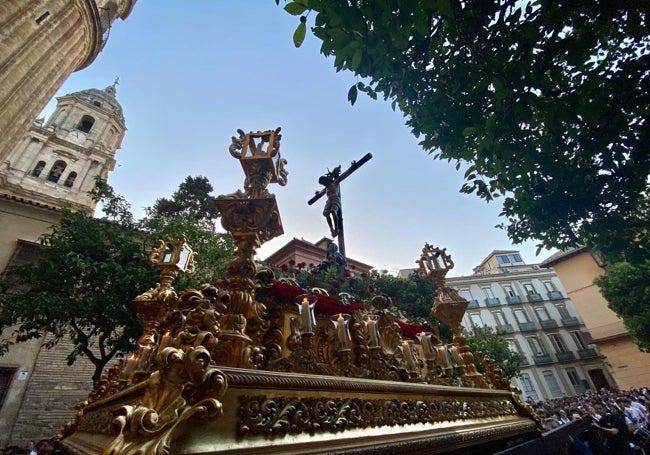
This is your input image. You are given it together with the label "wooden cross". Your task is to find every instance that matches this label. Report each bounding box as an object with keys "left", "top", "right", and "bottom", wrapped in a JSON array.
[{"left": 308, "top": 153, "right": 372, "bottom": 258}]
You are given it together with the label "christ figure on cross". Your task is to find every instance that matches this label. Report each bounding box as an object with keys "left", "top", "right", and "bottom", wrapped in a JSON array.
[{"left": 319, "top": 165, "right": 342, "bottom": 237}]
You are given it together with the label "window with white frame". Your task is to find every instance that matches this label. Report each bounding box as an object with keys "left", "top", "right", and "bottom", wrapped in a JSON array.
[
  {"left": 503, "top": 285, "right": 517, "bottom": 297},
  {"left": 524, "top": 283, "right": 538, "bottom": 295},
  {"left": 571, "top": 331, "right": 588, "bottom": 350},
  {"left": 534, "top": 306, "right": 551, "bottom": 321},
  {"left": 469, "top": 313, "right": 484, "bottom": 328},
  {"left": 514, "top": 309, "right": 529, "bottom": 324},
  {"left": 506, "top": 339, "right": 522, "bottom": 354},
  {"left": 459, "top": 289, "right": 474, "bottom": 301},
  {"left": 543, "top": 281, "right": 557, "bottom": 292},
  {"left": 548, "top": 334, "right": 569, "bottom": 353},
  {"left": 527, "top": 337, "right": 547, "bottom": 356},
  {"left": 482, "top": 287, "right": 495, "bottom": 299},
  {"left": 556, "top": 304, "right": 571, "bottom": 319},
  {"left": 519, "top": 373, "right": 539, "bottom": 401},
  {"left": 565, "top": 368, "right": 581, "bottom": 386},
  {"left": 542, "top": 370, "right": 563, "bottom": 397},
  {"left": 493, "top": 311, "right": 508, "bottom": 326}
]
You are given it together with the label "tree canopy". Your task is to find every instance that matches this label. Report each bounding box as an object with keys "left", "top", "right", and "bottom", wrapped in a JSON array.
[
  {"left": 282, "top": 0, "right": 650, "bottom": 257},
  {"left": 0, "top": 177, "right": 233, "bottom": 382},
  {"left": 466, "top": 326, "right": 524, "bottom": 380}
]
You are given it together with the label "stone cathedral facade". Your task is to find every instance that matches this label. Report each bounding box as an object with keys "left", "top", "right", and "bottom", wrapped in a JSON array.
[
  {"left": 0, "top": 0, "right": 136, "bottom": 166},
  {"left": 0, "top": 85, "right": 126, "bottom": 447}
]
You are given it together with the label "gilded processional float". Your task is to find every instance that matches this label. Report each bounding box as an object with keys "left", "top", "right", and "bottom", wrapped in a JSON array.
[{"left": 58, "top": 129, "right": 542, "bottom": 454}]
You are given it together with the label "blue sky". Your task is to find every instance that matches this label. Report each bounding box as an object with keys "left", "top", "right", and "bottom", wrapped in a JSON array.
[{"left": 41, "top": 1, "right": 555, "bottom": 276}]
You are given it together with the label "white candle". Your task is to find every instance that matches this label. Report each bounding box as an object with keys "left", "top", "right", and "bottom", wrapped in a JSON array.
[
  {"left": 123, "top": 353, "right": 137, "bottom": 376},
  {"left": 158, "top": 331, "right": 172, "bottom": 350},
  {"left": 367, "top": 316, "right": 379, "bottom": 347},
  {"left": 301, "top": 297, "right": 313, "bottom": 332},
  {"left": 402, "top": 340, "right": 417, "bottom": 371},
  {"left": 337, "top": 313, "right": 347, "bottom": 348},
  {"left": 419, "top": 331, "right": 432, "bottom": 357}
]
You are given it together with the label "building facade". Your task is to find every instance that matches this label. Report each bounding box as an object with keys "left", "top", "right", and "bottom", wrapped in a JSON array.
[
  {"left": 0, "top": 85, "right": 126, "bottom": 446},
  {"left": 0, "top": 0, "right": 136, "bottom": 164},
  {"left": 541, "top": 248, "right": 650, "bottom": 390},
  {"left": 403, "top": 250, "right": 616, "bottom": 402}
]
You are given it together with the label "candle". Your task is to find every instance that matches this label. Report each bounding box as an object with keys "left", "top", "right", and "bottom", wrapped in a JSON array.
[
  {"left": 333, "top": 313, "right": 350, "bottom": 349},
  {"left": 402, "top": 340, "right": 418, "bottom": 371},
  {"left": 367, "top": 315, "right": 379, "bottom": 348},
  {"left": 138, "top": 345, "right": 153, "bottom": 370},
  {"left": 418, "top": 331, "right": 432, "bottom": 357},
  {"left": 301, "top": 297, "right": 313, "bottom": 333}
]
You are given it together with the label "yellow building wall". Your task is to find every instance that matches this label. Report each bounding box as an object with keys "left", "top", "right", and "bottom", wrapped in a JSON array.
[{"left": 550, "top": 251, "right": 650, "bottom": 389}]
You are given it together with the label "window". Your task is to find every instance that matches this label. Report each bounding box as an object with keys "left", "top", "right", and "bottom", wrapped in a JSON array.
[
  {"left": 47, "top": 160, "right": 66, "bottom": 183},
  {"left": 543, "top": 281, "right": 557, "bottom": 292},
  {"left": 506, "top": 339, "right": 521, "bottom": 354},
  {"left": 0, "top": 367, "right": 17, "bottom": 409},
  {"left": 524, "top": 283, "right": 538, "bottom": 295},
  {"left": 542, "top": 370, "right": 563, "bottom": 397},
  {"left": 556, "top": 304, "right": 571, "bottom": 319},
  {"left": 31, "top": 160, "right": 46, "bottom": 177},
  {"left": 63, "top": 172, "right": 77, "bottom": 188},
  {"left": 482, "top": 287, "right": 495, "bottom": 299},
  {"left": 77, "top": 115, "right": 95, "bottom": 133},
  {"left": 571, "top": 332, "right": 588, "bottom": 350},
  {"left": 565, "top": 368, "right": 581, "bottom": 386},
  {"left": 493, "top": 311, "right": 507, "bottom": 326},
  {"left": 519, "top": 373, "right": 539, "bottom": 401},
  {"left": 496, "top": 254, "right": 523, "bottom": 265},
  {"left": 527, "top": 337, "right": 547, "bottom": 356},
  {"left": 549, "top": 334, "right": 568, "bottom": 353},
  {"left": 514, "top": 309, "right": 529, "bottom": 324},
  {"left": 469, "top": 313, "right": 484, "bottom": 328},
  {"left": 503, "top": 285, "right": 517, "bottom": 297},
  {"left": 535, "top": 306, "right": 551, "bottom": 321},
  {"left": 459, "top": 289, "right": 474, "bottom": 301}
]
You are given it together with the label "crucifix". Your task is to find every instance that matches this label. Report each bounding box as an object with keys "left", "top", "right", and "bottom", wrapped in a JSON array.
[{"left": 308, "top": 153, "right": 372, "bottom": 258}]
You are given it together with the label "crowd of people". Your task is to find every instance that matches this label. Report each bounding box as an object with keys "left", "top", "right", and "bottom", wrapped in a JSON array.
[
  {"left": 0, "top": 439, "right": 62, "bottom": 455},
  {"left": 530, "top": 387, "right": 650, "bottom": 454}
]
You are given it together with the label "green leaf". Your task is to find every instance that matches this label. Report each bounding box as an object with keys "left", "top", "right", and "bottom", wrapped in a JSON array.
[
  {"left": 350, "top": 49, "right": 362, "bottom": 69},
  {"left": 293, "top": 22, "right": 307, "bottom": 47},
  {"left": 347, "top": 84, "right": 358, "bottom": 105},
  {"left": 462, "top": 127, "right": 475, "bottom": 136},
  {"left": 284, "top": 2, "right": 307, "bottom": 16}
]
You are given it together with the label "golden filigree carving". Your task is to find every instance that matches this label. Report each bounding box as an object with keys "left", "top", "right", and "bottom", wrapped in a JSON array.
[
  {"left": 238, "top": 395, "right": 518, "bottom": 437},
  {"left": 104, "top": 346, "right": 227, "bottom": 455}
]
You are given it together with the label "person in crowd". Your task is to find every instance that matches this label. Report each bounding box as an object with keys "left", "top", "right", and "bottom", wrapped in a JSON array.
[{"left": 591, "top": 402, "right": 634, "bottom": 454}]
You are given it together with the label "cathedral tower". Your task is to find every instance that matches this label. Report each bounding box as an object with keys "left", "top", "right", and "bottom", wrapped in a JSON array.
[
  {"left": 0, "top": 0, "right": 137, "bottom": 163},
  {"left": 0, "top": 83, "right": 126, "bottom": 213}
]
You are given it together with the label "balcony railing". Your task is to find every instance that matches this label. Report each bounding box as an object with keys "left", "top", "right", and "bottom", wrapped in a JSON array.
[
  {"left": 540, "top": 319, "right": 559, "bottom": 329},
  {"left": 466, "top": 299, "right": 479, "bottom": 309},
  {"left": 533, "top": 354, "right": 554, "bottom": 365},
  {"left": 527, "top": 293, "right": 543, "bottom": 303},
  {"left": 555, "top": 351, "right": 576, "bottom": 362},
  {"left": 548, "top": 291, "right": 564, "bottom": 300},
  {"left": 485, "top": 297, "right": 501, "bottom": 307},
  {"left": 506, "top": 295, "right": 522, "bottom": 304},
  {"left": 496, "top": 324, "right": 514, "bottom": 334},
  {"left": 561, "top": 317, "right": 580, "bottom": 327},
  {"left": 518, "top": 321, "right": 537, "bottom": 332},
  {"left": 577, "top": 348, "right": 599, "bottom": 359}
]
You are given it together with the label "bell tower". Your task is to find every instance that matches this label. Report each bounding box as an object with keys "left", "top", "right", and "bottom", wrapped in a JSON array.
[{"left": 0, "top": 83, "right": 126, "bottom": 214}]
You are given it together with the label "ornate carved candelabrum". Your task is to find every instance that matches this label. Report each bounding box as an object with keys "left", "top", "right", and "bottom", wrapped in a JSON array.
[
  {"left": 214, "top": 128, "right": 288, "bottom": 368},
  {"left": 330, "top": 313, "right": 356, "bottom": 377},
  {"left": 128, "top": 237, "right": 196, "bottom": 381},
  {"left": 419, "top": 243, "right": 489, "bottom": 388}
]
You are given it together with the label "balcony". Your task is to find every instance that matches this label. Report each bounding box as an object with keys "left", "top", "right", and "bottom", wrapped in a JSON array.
[
  {"left": 466, "top": 299, "right": 479, "bottom": 309},
  {"left": 533, "top": 354, "right": 554, "bottom": 365},
  {"left": 506, "top": 295, "right": 522, "bottom": 305},
  {"left": 520, "top": 357, "right": 530, "bottom": 367},
  {"left": 548, "top": 291, "right": 564, "bottom": 300},
  {"left": 496, "top": 324, "right": 514, "bottom": 334},
  {"left": 578, "top": 348, "right": 599, "bottom": 359},
  {"left": 485, "top": 297, "right": 501, "bottom": 307},
  {"left": 527, "top": 293, "right": 543, "bottom": 303},
  {"left": 561, "top": 317, "right": 580, "bottom": 327},
  {"left": 555, "top": 351, "right": 576, "bottom": 362},
  {"left": 518, "top": 321, "right": 537, "bottom": 332},
  {"left": 540, "top": 319, "right": 559, "bottom": 329}
]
